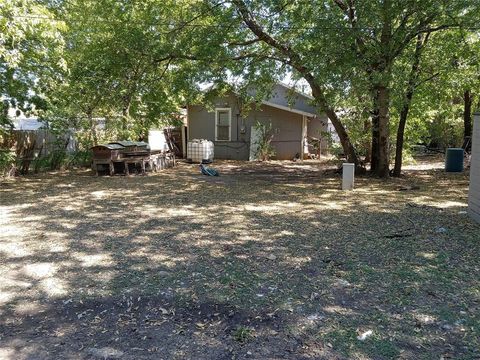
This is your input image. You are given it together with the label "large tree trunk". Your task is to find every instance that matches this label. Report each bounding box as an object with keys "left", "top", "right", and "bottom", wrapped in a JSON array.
[
  {"left": 464, "top": 90, "right": 473, "bottom": 148},
  {"left": 371, "top": 85, "right": 390, "bottom": 177},
  {"left": 377, "top": 86, "right": 390, "bottom": 177},
  {"left": 370, "top": 0, "right": 391, "bottom": 178},
  {"left": 393, "top": 100, "right": 411, "bottom": 177},
  {"left": 393, "top": 34, "right": 427, "bottom": 177}
]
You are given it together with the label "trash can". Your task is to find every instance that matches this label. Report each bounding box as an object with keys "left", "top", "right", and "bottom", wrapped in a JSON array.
[{"left": 445, "top": 148, "right": 464, "bottom": 172}]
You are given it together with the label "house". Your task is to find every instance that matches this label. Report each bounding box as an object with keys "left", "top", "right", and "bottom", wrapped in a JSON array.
[
  {"left": 469, "top": 112, "right": 480, "bottom": 223},
  {"left": 186, "top": 83, "right": 332, "bottom": 160}
]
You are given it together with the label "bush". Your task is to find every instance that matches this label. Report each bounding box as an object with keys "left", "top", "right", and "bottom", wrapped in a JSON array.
[
  {"left": 49, "top": 150, "right": 67, "bottom": 170},
  {"left": 330, "top": 142, "right": 345, "bottom": 159},
  {"left": 253, "top": 120, "right": 276, "bottom": 161},
  {"left": 30, "top": 150, "right": 92, "bottom": 173},
  {"left": 0, "top": 150, "right": 16, "bottom": 177},
  {"left": 64, "top": 150, "right": 92, "bottom": 168}
]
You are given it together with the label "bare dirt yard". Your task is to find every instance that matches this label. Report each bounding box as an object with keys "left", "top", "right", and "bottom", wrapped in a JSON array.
[{"left": 1, "top": 157, "right": 479, "bottom": 359}]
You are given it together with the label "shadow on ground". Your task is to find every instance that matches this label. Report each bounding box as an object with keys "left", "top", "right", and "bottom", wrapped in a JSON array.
[{"left": 0, "top": 159, "right": 479, "bottom": 359}]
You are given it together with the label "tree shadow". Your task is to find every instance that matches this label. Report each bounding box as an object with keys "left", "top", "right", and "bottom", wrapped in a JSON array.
[{"left": 0, "top": 161, "right": 478, "bottom": 359}]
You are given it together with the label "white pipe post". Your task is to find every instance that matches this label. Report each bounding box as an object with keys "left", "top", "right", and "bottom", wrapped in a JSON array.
[{"left": 342, "top": 163, "right": 355, "bottom": 190}]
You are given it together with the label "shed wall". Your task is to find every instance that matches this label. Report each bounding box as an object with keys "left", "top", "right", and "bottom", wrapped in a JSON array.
[{"left": 469, "top": 113, "right": 480, "bottom": 223}]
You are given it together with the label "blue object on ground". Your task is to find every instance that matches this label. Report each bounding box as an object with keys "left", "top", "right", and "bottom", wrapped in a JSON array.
[
  {"left": 199, "top": 164, "right": 219, "bottom": 176},
  {"left": 445, "top": 148, "right": 464, "bottom": 172}
]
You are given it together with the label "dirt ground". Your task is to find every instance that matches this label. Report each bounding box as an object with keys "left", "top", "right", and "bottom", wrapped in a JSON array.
[{"left": 0, "top": 157, "right": 479, "bottom": 359}]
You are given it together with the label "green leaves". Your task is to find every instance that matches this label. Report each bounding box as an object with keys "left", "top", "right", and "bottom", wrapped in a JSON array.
[
  {"left": 0, "top": 0, "right": 65, "bottom": 115},
  {"left": 2, "top": 0, "right": 478, "bottom": 162}
]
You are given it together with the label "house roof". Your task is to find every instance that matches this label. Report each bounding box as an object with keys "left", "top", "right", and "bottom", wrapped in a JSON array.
[
  {"left": 261, "top": 100, "right": 317, "bottom": 117},
  {"left": 201, "top": 82, "right": 319, "bottom": 117},
  {"left": 257, "top": 83, "right": 317, "bottom": 117}
]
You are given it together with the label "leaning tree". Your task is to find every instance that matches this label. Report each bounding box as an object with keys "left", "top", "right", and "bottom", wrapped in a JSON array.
[{"left": 199, "top": 0, "right": 479, "bottom": 177}]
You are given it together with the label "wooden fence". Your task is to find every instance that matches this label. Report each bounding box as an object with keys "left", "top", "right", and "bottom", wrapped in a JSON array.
[{"left": 1, "top": 129, "right": 75, "bottom": 174}]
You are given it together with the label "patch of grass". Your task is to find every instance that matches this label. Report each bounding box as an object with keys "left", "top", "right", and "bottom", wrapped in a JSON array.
[
  {"left": 322, "top": 328, "right": 399, "bottom": 359},
  {"left": 232, "top": 326, "right": 255, "bottom": 343},
  {"left": 362, "top": 336, "right": 400, "bottom": 359}
]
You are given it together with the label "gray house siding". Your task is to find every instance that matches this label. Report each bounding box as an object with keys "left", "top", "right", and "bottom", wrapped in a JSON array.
[
  {"left": 187, "top": 94, "right": 250, "bottom": 160},
  {"left": 187, "top": 102, "right": 304, "bottom": 160},
  {"left": 252, "top": 105, "right": 303, "bottom": 160},
  {"left": 469, "top": 112, "right": 480, "bottom": 223},
  {"left": 187, "top": 86, "right": 328, "bottom": 161}
]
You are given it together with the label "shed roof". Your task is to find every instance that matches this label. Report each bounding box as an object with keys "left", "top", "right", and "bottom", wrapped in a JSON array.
[{"left": 92, "top": 144, "right": 124, "bottom": 150}]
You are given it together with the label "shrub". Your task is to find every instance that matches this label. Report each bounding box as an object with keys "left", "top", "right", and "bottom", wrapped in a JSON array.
[
  {"left": 31, "top": 150, "right": 67, "bottom": 172},
  {"left": 330, "top": 142, "right": 345, "bottom": 159},
  {"left": 0, "top": 150, "right": 16, "bottom": 177},
  {"left": 253, "top": 120, "right": 276, "bottom": 161},
  {"left": 63, "top": 150, "right": 92, "bottom": 168}
]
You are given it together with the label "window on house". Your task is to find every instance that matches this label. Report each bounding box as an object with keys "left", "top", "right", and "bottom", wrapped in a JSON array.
[{"left": 215, "top": 108, "right": 231, "bottom": 141}]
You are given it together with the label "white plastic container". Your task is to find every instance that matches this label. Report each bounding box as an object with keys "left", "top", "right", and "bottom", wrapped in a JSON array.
[{"left": 187, "top": 139, "right": 214, "bottom": 163}]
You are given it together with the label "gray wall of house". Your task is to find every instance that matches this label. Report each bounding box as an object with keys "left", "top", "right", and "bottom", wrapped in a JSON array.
[
  {"left": 187, "top": 93, "right": 312, "bottom": 160},
  {"left": 469, "top": 112, "right": 480, "bottom": 223}
]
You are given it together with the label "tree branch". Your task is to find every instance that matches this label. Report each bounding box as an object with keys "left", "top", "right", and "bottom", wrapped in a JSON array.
[
  {"left": 414, "top": 72, "right": 440, "bottom": 88},
  {"left": 332, "top": 0, "right": 367, "bottom": 61},
  {"left": 231, "top": 0, "right": 360, "bottom": 165},
  {"left": 228, "top": 38, "right": 261, "bottom": 47}
]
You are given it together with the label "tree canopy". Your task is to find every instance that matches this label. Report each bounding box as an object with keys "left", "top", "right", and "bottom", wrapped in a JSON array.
[{"left": 0, "top": 0, "right": 65, "bottom": 128}]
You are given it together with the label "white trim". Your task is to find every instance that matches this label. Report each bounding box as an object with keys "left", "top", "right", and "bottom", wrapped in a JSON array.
[
  {"left": 215, "top": 108, "right": 231, "bottom": 141},
  {"left": 261, "top": 100, "right": 317, "bottom": 117}
]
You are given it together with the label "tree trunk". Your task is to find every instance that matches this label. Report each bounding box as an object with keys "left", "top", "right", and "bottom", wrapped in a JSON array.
[
  {"left": 393, "top": 100, "right": 411, "bottom": 177},
  {"left": 122, "top": 101, "right": 130, "bottom": 133},
  {"left": 87, "top": 109, "right": 98, "bottom": 146},
  {"left": 363, "top": 119, "right": 371, "bottom": 164},
  {"left": 324, "top": 107, "right": 360, "bottom": 168},
  {"left": 371, "top": 85, "right": 390, "bottom": 177},
  {"left": 370, "top": 0, "right": 391, "bottom": 178},
  {"left": 393, "top": 34, "right": 427, "bottom": 177},
  {"left": 232, "top": 0, "right": 362, "bottom": 169},
  {"left": 371, "top": 90, "right": 380, "bottom": 174},
  {"left": 307, "top": 79, "right": 361, "bottom": 170},
  {"left": 464, "top": 89, "right": 473, "bottom": 146}
]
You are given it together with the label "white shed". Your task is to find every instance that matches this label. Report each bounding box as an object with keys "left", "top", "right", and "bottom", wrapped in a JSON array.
[{"left": 469, "top": 112, "right": 480, "bottom": 223}]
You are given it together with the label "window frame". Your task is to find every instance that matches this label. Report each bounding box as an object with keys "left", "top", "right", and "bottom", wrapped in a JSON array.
[{"left": 214, "top": 108, "right": 232, "bottom": 141}]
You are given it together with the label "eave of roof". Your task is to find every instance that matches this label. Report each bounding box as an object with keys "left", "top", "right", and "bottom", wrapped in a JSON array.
[
  {"left": 261, "top": 100, "right": 317, "bottom": 117},
  {"left": 276, "top": 82, "right": 314, "bottom": 100}
]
